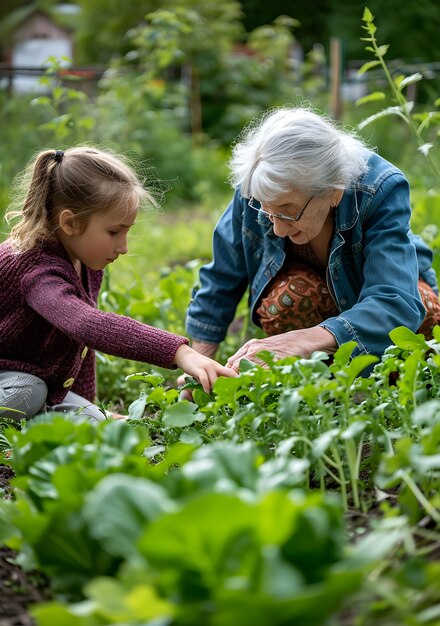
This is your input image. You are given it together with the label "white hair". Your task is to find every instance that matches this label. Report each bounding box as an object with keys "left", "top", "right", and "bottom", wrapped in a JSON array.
[{"left": 228, "top": 106, "right": 368, "bottom": 201}]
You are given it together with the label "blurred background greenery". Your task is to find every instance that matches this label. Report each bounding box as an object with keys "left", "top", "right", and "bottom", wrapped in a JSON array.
[
  {"left": 1, "top": 0, "right": 439, "bottom": 408},
  {"left": 1, "top": 0, "right": 440, "bottom": 209}
]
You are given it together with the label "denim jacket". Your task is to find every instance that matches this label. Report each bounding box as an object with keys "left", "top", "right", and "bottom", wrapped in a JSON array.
[{"left": 186, "top": 150, "right": 437, "bottom": 357}]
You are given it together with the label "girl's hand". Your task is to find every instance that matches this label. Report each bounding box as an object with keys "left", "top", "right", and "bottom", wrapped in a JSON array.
[
  {"left": 226, "top": 327, "right": 337, "bottom": 372},
  {"left": 174, "top": 344, "right": 237, "bottom": 392},
  {"left": 109, "top": 411, "right": 127, "bottom": 420}
]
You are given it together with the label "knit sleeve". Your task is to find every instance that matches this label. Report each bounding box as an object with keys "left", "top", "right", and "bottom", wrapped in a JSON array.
[{"left": 22, "top": 267, "right": 189, "bottom": 370}]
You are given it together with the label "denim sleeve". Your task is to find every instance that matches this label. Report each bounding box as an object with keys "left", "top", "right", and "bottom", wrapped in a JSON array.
[
  {"left": 186, "top": 192, "right": 249, "bottom": 342},
  {"left": 412, "top": 233, "right": 438, "bottom": 294},
  {"left": 321, "top": 173, "right": 427, "bottom": 357}
]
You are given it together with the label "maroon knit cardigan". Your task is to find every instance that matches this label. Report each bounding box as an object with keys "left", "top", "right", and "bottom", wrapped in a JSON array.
[{"left": 0, "top": 239, "right": 188, "bottom": 404}]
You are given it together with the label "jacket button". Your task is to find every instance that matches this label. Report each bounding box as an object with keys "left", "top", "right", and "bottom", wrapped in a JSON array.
[
  {"left": 340, "top": 298, "right": 347, "bottom": 306},
  {"left": 63, "top": 377, "right": 75, "bottom": 388},
  {"left": 81, "top": 347, "right": 88, "bottom": 359}
]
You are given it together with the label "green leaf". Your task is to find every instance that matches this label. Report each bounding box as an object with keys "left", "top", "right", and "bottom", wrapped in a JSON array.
[
  {"left": 336, "top": 354, "right": 379, "bottom": 385},
  {"left": 154, "top": 442, "right": 195, "bottom": 474},
  {"left": 52, "top": 86, "right": 65, "bottom": 101},
  {"left": 257, "top": 457, "right": 309, "bottom": 492},
  {"left": 356, "top": 91, "right": 386, "bottom": 106},
  {"left": 362, "top": 7, "right": 374, "bottom": 23},
  {"left": 179, "top": 427, "right": 203, "bottom": 445},
  {"left": 192, "top": 388, "right": 212, "bottom": 407},
  {"left": 348, "top": 518, "right": 406, "bottom": 566},
  {"left": 389, "top": 326, "right": 429, "bottom": 351},
  {"left": 125, "top": 372, "right": 164, "bottom": 386},
  {"left": 84, "top": 474, "right": 175, "bottom": 557},
  {"left": 398, "top": 72, "right": 423, "bottom": 90},
  {"left": 357, "top": 106, "right": 409, "bottom": 130},
  {"left": 331, "top": 342, "right": 358, "bottom": 368},
  {"left": 260, "top": 544, "right": 303, "bottom": 597},
  {"left": 138, "top": 492, "right": 255, "bottom": 571},
  {"left": 341, "top": 420, "right": 367, "bottom": 440},
  {"left": 31, "top": 603, "right": 82, "bottom": 626},
  {"left": 212, "top": 376, "right": 247, "bottom": 408},
  {"left": 182, "top": 441, "right": 260, "bottom": 490},
  {"left": 86, "top": 577, "right": 175, "bottom": 621},
  {"left": 65, "top": 88, "right": 87, "bottom": 100},
  {"left": 30, "top": 96, "right": 52, "bottom": 106},
  {"left": 143, "top": 444, "right": 165, "bottom": 460},
  {"left": 239, "top": 358, "right": 259, "bottom": 372},
  {"left": 376, "top": 44, "right": 389, "bottom": 57},
  {"left": 162, "top": 400, "right": 201, "bottom": 427},
  {"left": 128, "top": 393, "right": 147, "bottom": 420},
  {"left": 77, "top": 116, "right": 95, "bottom": 130},
  {"left": 312, "top": 429, "right": 339, "bottom": 458},
  {"left": 357, "top": 60, "right": 381, "bottom": 75}
]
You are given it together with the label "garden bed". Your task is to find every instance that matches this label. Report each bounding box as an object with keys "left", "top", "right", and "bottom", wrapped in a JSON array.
[
  {"left": 0, "top": 466, "right": 50, "bottom": 626},
  {"left": 0, "top": 328, "right": 439, "bottom": 625}
]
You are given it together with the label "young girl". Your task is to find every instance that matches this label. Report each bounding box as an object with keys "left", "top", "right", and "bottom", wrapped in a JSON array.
[{"left": 0, "top": 146, "right": 235, "bottom": 422}]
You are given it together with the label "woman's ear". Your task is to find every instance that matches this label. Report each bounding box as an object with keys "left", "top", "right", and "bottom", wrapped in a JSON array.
[
  {"left": 330, "top": 189, "right": 344, "bottom": 208},
  {"left": 58, "top": 209, "right": 81, "bottom": 236}
]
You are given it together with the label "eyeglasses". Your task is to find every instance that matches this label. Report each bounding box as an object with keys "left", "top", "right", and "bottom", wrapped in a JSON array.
[{"left": 248, "top": 195, "right": 313, "bottom": 223}]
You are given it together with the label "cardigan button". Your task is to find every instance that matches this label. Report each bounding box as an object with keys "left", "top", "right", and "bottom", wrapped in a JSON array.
[
  {"left": 63, "top": 377, "right": 75, "bottom": 388},
  {"left": 81, "top": 347, "right": 88, "bottom": 359}
]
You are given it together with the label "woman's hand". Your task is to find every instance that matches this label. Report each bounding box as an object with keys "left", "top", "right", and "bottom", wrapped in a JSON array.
[
  {"left": 226, "top": 326, "right": 337, "bottom": 372},
  {"left": 174, "top": 344, "right": 237, "bottom": 393}
]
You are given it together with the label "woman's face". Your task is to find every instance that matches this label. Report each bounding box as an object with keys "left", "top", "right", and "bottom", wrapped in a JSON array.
[{"left": 258, "top": 188, "right": 343, "bottom": 244}]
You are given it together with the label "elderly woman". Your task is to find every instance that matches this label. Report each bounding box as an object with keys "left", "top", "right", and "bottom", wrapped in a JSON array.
[{"left": 185, "top": 106, "right": 440, "bottom": 370}]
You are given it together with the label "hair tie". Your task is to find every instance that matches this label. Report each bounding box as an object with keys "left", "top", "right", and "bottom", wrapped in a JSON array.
[{"left": 54, "top": 150, "right": 64, "bottom": 163}]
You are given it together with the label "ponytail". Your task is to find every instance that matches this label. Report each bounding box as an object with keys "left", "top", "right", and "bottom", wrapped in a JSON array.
[{"left": 6, "top": 150, "right": 63, "bottom": 251}]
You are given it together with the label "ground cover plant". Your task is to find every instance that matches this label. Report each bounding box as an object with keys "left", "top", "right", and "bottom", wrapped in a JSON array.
[{"left": 0, "top": 327, "right": 440, "bottom": 625}]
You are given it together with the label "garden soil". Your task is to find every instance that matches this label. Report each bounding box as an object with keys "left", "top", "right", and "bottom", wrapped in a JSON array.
[{"left": 0, "top": 465, "right": 51, "bottom": 626}]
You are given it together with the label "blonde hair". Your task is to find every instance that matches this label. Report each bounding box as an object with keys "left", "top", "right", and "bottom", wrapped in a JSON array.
[{"left": 5, "top": 146, "right": 157, "bottom": 252}]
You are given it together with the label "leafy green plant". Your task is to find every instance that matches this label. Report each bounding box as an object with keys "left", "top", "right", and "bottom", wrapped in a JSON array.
[
  {"left": 1, "top": 327, "right": 440, "bottom": 625},
  {"left": 357, "top": 7, "right": 440, "bottom": 181},
  {"left": 29, "top": 488, "right": 367, "bottom": 626},
  {"left": 31, "top": 56, "right": 95, "bottom": 144},
  {"left": 0, "top": 416, "right": 152, "bottom": 596},
  {"left": 123, "top": 330, "right": 440, "bottom": 514}
]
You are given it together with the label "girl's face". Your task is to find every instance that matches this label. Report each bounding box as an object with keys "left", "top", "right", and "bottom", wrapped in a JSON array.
[{"left": 58, "top": 203, "right": 138, "bottom": 274}]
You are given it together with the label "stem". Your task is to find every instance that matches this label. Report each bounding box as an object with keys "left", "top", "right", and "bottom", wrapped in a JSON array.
[
  {"left": 400, "top": 471, "right": 440, "bottom": 525},
  {"left": 323, "top": 466, "right": 343, "bottom": 486},
  {"left": 345, "top": 438, "right": 360, "bottom": 510},
  {"left": 331, "top": 445, "right": 348, "bottom": 511},
  {"left": 318, "top": 459, "right": 326, "bottom": 492},
  {"left": 369, "top": 29, "right": 440, "bottom": 180},
  {"left": 321, "top": 453, "right": 341, "bottom": 470}
]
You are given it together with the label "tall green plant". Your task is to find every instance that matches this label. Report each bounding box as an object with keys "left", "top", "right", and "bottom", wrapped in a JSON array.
[
  {"left": 356, "top": 7, "right": 440, "bottom": 182},
  {"left": 124, "top": 2, "right": 314, "bottom": 146}
]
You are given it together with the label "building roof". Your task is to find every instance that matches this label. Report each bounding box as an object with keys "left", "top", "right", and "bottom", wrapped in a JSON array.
[{"left": 0, "top": 5, "right": 76, "bottom": 44}]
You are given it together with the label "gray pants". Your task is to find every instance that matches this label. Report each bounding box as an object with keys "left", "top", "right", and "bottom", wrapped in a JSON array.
[{"left": 0, "top": 371, "right": 107, "bottom": 422}]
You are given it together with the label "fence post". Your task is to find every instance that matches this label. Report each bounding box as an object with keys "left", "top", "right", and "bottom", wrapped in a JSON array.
[{"left": 330, "top": 37, "right": 343, "bottom": 120}]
